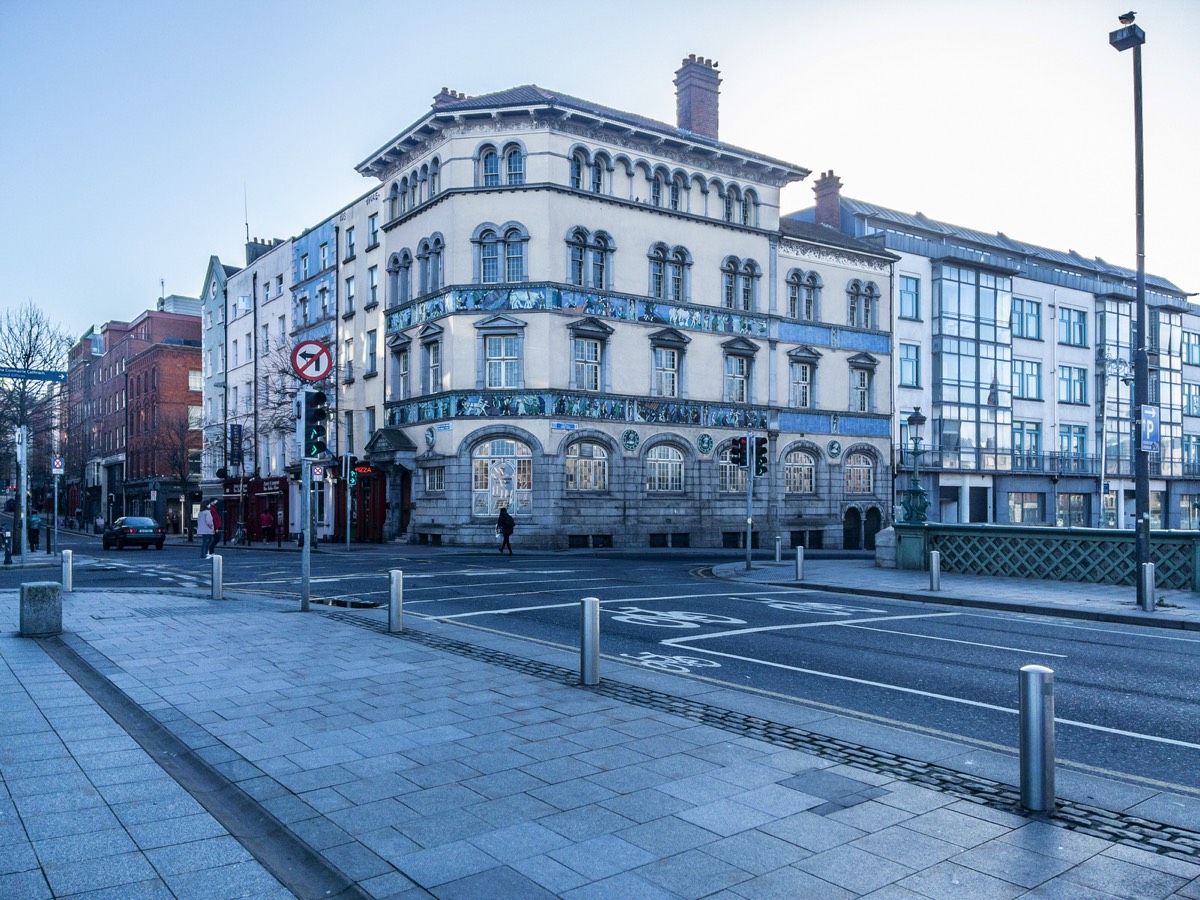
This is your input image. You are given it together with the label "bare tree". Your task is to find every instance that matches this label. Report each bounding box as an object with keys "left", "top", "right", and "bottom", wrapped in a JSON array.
[
  {"left": 0, "top": 301, "right": 73, "bottom": 520},
  {"left": 150, "top": 407, "right": 201, "bottom": 533}
]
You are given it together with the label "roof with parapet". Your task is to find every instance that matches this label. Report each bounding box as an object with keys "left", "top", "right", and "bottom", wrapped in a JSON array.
[
  {"left": 779, "top": 218, "right": 898, "bottom": 261},
  {"left": 356, "top": 84, "right": 808, "bottom": 185},
  {"left": 789, "top": 198, "right": 1189, "bottom": 296}
]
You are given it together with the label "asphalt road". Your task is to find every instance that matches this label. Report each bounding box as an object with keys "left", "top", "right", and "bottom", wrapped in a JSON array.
[{"left": 6, "top": 530, "right": 1200, "bottom": 799}]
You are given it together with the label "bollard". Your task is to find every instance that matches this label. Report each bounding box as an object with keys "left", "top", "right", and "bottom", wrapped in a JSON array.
[
  {"left": 774, "top": 536, "right": 781, "bottom": 563},
  {"left": 1140, "top": 563, "right": 1155, "bottom": 612},
  {"left": 211, "top": 554, "right": 223, "bottom": 601},
  {"left": 61, "top": 549, "right": 73, "bottom": 593},
  {"left": 929, "top": 550, "right": 941, "bottom": 591},
  {"left": 580, "top": 597, "right": 600, "bottom": 686},
  {"left": 389, "top": 569, "right": 403, "bottom": 633},
  {"left": 20, "top": 582, "right": 62, "bottom": 637},
  {"left": 1019, "top": 664, "right": 1056, "bottom": 812},
  {"left": 795, "top": 546, "right": 805, "bottom": 581}
]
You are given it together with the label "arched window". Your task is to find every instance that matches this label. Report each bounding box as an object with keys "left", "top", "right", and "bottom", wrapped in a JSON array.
[
  {"left": 476, "top": 224, "right": 528, "bottom": 284},
  {"left": 848, "top": 280, "right": 878, "bottom": 329},
  {"left": 723, "top": 187, "right": 736, "bottom": 223},
  {"left": 669, "top": 175, "right": 683, "bottom": 211},
  {"left": 504, "top": 228, "right": 524, "bottom": 282},
  {"left": 567, "top": 229, "right": 588, "bottom": 286},
  {"left": 569, "top": 151, "right": 586, "bottom": 189},
  {"left": 722, "top": 258, "right": 738, "bottom": 309},
  {"left": 505, "top": 146, "right": 525, "bottom": 185},
  {"left": 722, "top": 257, "right": 758, "bottom": 311},
  {"left": 648, "top": 243, "right": 667, "bottom": 299},
  {"left": 481, "top": 147, "right": 500, "bottom": 187},
  {"left": 785, "top": 450, "right": 816, "bottom": 494},
  {"left": 428, "top": 236, "right": 443, "bottom": 291},
  {"left": 388, "top": 182, "right": 402, "bottom": 219},
  {"left": 409, "top": 170, "right": 419, "bottom": 208},
  {"left": 845, "top": 452, "right": 874, "bottom": 494},
  {"left": 480, "top": 231, "right": 500, "bottom": 283},
  {"left": 668, "top": 249, "right": 687, "bottom": 302},
  {"left": 388, "top": 251, "right": 412, "bottom": 304},
  {"left": 650, "top": 173, "right": 664, "bottom": 207},
  {"left": 591, "top": 234, "right": 610, "bottom": 289},
  {"left": 428, "top": 158, "right": 440, "bottom": 196},
  {"left": 566, "top": 442, "right": 608, "bottom": 491},
  {"left": 472, "top": 438, "right": 532, "bottom": 515},
  {"left": 719, "top": 445, "right": 748, "bottom": 493},
  {"left": 418, "top": 240, "right": 434, "bottom": 295},
  {"left": 645, "top": 444, "right": 684, "bottom": 492},
  {"left": 590, "top": 154, "right": 608, "bottom": 193},
  {"left": 742, "top": 189, "right": 758, "bottom": 226}
]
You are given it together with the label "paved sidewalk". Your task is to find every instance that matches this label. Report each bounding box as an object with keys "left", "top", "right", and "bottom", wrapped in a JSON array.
[{"left": 0, "top": 578, "right": 1198, "bottom": 898}]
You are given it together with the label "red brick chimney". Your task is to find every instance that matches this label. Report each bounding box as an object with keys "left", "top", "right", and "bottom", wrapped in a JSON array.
[
  {"left": 433, "top": 87, "right": 469, "bottom": 108},
  {"left": 674, "top": 55, "right": 720, "bottom": 140},
  {"left": 814, "top": 171, "right": 843, "bottom": 229}
]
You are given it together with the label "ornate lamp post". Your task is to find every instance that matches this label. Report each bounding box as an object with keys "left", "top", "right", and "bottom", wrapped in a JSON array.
[
  {"left": 901, "top": 407, "right": 929, "bottom": 523},
  {"left": 1110, "top": 11, "right": 1152, "bottom": 609}
]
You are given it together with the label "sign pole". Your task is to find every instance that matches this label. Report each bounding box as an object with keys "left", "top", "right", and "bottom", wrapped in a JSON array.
[
  {"left": 744, "top": 429, "right": 753, "bottom": 572},
  {"left": 17, "top": 426, "right": 27, "bottom": 567},
  {"left": 300, "top": 459, "right": 311, "bottom": 612}
]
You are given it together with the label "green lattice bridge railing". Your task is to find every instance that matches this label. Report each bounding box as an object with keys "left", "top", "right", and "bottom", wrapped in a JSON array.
[{"left": 894, "top": 524, "right": 1200, "bottom": 590}]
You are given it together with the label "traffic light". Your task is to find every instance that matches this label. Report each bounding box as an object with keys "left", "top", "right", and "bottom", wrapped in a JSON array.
[
  {"left": 754, "top": 437, "right": 769, "bottom": 476},
  {"left": 348, "top": 456, "right": 359, "bottom": 486},
  {"left": 730, "top": 436, "right": 747, "bottom": 467},
  {"left": 301, "top": 389, "right": 329, "bottom": 458}
]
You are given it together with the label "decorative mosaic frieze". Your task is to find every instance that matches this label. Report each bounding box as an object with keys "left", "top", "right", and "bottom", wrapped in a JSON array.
[
  {"left": 385, "top": 389, "right": 769, "bottom": 430},
  {"left": 385, "top": 285, "right": 769, "bottom": 340}
]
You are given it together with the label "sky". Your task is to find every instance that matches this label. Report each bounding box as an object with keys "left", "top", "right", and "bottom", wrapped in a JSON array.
[{"left": 3, "top": 0, "right": 1198, "bottom": 342}]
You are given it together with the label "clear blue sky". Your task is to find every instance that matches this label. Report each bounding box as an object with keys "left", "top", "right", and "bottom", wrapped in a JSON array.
[{"left": 3, "top": 0, "right": 1197, "bottom": 340}]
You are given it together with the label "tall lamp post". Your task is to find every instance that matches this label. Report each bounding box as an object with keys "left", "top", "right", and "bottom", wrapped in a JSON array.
[
  {"left": 901, "top": 407, "right": 929, "bottom": 523},
  {"left": 1110, "top": 12, "right": 1152, "bottom": 610},
  {"left": 1096, "top": 350, "right": 1132, "bottom": 527}
]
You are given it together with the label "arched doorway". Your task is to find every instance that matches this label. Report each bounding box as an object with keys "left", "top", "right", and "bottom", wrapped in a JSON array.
[
  {"left": 843, "top": 507, "right": 862, "bottom": 550},
  {"left": 864, "top": 507, "right": 882, "bottom": 550}
]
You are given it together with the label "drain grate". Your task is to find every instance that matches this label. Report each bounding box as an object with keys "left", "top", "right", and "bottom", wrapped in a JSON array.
[{"left": 324, "top": 609, "right": 1200, "bottom": 862}]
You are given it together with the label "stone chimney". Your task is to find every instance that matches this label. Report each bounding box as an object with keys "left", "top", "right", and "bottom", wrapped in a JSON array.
[
  {"left": 433, "top": 87, "right": 469, "bottom": 108},
  {"left": 674, "top": 55, "right": 720, "bottom": 140},
  {"left": 246, "top": 236, "right": 277, "bottom": 265},
  {"left": 813, "top": 171, "right": 843, "bottom": 229}
]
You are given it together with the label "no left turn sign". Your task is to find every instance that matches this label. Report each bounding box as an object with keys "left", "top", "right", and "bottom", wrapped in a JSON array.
[{"left": 292, "top": 340, "right": 332, "bottom": 382}]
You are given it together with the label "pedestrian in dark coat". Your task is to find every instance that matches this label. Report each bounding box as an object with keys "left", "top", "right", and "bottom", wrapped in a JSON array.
[{"left": 496, "top": 507, "right": 515, "bottom": 555}]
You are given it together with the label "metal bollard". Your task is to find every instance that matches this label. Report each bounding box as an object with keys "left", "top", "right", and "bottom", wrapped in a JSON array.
[
  {"left": 61, "top": 549, "right": 73, "bottom": 593},
  {"left": 795, "top": 546, "right": 805, "bottom": 581},
  {"left": 389, "top": 569, "right": 403, "bottom": 633},
  {"left": 929, "top": 550, "right": 941, "bottom": 591},
  {"left": 1140, "top": 563, "right": 1155, "bottom": 612},
  {"left": 1019, "top": 664, "right": 1056, "bottom": 812},
  {"left": 211, "top": 554, "right": 223, "bottom": 601},
  {"left": 580, "top": 597, "right": 600, "bottom": 686},
  {"left": 774, "top": 536, "right": 781, "bottom": 563}
]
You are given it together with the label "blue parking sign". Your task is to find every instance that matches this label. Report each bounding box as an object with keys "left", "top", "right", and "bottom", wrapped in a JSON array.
[{"left": 1141, "top": 405, "right": 1160, "bottom": 452}]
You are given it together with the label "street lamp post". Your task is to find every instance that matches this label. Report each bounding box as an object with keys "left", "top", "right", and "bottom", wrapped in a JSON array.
[
  {"left": 1110, "top": 12, "right": 1152, "bottom": 609},
  {"left": 901, "top": 407, "right": 929, "bottom": 523},
  {"left": 1096, "top": 350, "right": 1132, "bottom": 527}
]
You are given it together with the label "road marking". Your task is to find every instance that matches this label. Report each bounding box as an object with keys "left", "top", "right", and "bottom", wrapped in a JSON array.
[
  {"left": 972, "top": 612, "right": 1200, "bottom": 645},
  {"left": 839, "top": 623, "right": 1068, "bottom": 658},
  {"left": 660, "top": 612, "right": 960, "bottom": 644},
  {"left": 662, "top": 641, "right": 1200, "bottom": 752},
  {"left": 430, "top": 591, "right": 778, "bottom": 619}
]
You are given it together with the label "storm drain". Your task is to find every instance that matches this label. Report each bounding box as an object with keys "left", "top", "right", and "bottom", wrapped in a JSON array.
[{"left": 326, "top": 609, "right": 1200, "bottom": 862}]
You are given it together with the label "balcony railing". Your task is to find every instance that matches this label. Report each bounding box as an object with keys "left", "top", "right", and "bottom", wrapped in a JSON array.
[{"left": 895, "top": 447, "right": 1133, "bottom": 477}]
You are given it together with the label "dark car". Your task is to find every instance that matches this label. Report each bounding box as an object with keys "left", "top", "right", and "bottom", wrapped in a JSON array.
[{"left": 102, "top": 516, "right": 165, "bottom": 550}]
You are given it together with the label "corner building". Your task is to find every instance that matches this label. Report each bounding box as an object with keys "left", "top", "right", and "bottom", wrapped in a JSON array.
[{"left": 332, "top": 58, "right": 895, "bottom": 549}]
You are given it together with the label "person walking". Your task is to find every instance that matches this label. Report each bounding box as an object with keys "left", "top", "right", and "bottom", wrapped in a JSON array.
[
  {"left": 259, "top": 509, "right": 274, "bottom": 544},
  {"left": 496, "top": 506, "right": 515, "bottom": 555},
  {"left": 27, "top": 511, "right": 42, "bottom": 551},
  {"left": 209, "top": 502, "right": 224, "bottom": 551},
  {"left": 197, "top": 503, "right": 215, "bottom": 558}
]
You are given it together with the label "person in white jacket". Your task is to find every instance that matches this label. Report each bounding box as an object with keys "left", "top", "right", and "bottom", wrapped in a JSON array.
[{"left": 197, "top": 504, "right": 215, "bottom": 558}]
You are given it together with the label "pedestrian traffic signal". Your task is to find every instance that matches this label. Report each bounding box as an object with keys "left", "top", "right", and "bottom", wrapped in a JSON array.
[
  {"left": 730, "top": 437, "right": 747, "bottom": 467},
  {"left": 754, "top": 436, "right": 769, "bottom": 476},
  {"left": 301, "top": 389, "right": 329, "bottom": 458}
]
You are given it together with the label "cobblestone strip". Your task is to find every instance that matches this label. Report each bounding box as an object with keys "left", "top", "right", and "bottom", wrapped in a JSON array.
[{"left": 326, "top": 610, "right": 1200, "bottom": 862}]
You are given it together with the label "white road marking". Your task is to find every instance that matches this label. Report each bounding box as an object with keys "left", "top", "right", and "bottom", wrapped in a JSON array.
[
  {"left": 839, "top": 623, "right": 1068, "bottom": 658},
  {"left": 660, "top": 612, "right": 960, "bottom": 644},
  {"left": 968, "top": 612, "right": 1200, "bottom": 645},
  {"left": 431, "top": 591, "right": 798, "bottom": 619},
  {"left": 663, "top": 641, "right": 1200, "bottom": 751}
]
